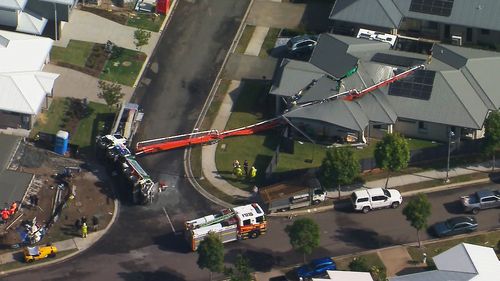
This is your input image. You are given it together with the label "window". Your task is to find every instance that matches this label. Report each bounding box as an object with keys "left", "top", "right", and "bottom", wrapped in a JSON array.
[
  {"left": 482, "top": 197, "right": 498, "bottom": 203},
  {"left": 466, "top": 28, "right": 473, "bottom": 42},
  {"left": 372, "top": 196, "right": 387, "bottom": 201},
  {"left": 357, "top": 197, "right": 369, "bottom": 203},
  {"left": 418, "top": 121, "right": 427, "bottom": 130},
  {"left": 243, "top": 219, "right": 251, "bottom": 226},
  {"left": 481, "top": 29, "right": 490, "bottom": 35}
]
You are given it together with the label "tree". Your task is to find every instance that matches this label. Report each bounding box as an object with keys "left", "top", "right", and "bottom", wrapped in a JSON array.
[
  {"left": 403, "top": 193, "right": 432, "bottom": 248},
  {"left": 97, "top": 80, "right": 125, "bottom": 107},
  {"left": 374, "top": 133, "right": 410, "bottom": 188},
  {"left": 319, "top": 148, "right": 360, "bottom": 196},
  {"left": 134, "top": 29, "right": 151, "bottom": 50},
  {"left": 285, "top": 218, "right": 320, "bottom": 263},
  {"left": 483, "top": 110, "right": 500, "bottom": 171},
  {"left": 197, "top": 233, "right": 224, "bottom": 281},
  {"left": 225, "top": 254, "right": 253, "bottom": 281}
]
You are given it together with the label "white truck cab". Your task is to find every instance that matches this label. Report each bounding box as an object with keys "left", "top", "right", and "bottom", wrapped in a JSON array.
[{"left": 351, "top": 188, "right": 402, "bottom": 213}]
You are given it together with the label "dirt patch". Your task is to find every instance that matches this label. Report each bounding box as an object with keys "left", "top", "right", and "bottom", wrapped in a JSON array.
[{"left": 0, "top": 144, "right": 114, "bottom": 252}]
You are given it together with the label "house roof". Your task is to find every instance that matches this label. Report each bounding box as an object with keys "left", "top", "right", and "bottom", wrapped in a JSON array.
[
  {"left": 313, "top": 270, "right": 374, "bottom": 281},
  {"left": 284, "top": 100, "right": 369, "bottom": 132},
  {"left": 270, "top": 33, "right": 499, "bottom": 130},
  {"left": 270, "top": 59, "right": 326, "bottom": 97},
  {"left": 330, "top": 0, "right": 500, "bottom": 32},
  {"left": 0, "top": 0, "right": 28, "bottom": 10},
  {"left": 330, "top": 0, "right": 403, "bottom": 29},
  {"left": 0, "top": 30, "right": 58, "bottom": 116},
  {"left": 17, "top": 10, "right": 48, "bottom": 35},
  {"left": 310, "top": 34, "right": 390, "bottom": 79},
  {"left": 0, "top": 72, "right": 59, "bottom": 115},
  {"left": 390, "top": 243, "right": 500, "bottom": 281},
  {"left": 0, "top": 30, "right": 53, "bottom": 73}
]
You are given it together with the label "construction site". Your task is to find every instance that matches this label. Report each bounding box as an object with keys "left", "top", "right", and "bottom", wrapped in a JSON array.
[{"left": 0, "top": 135, "right": 114, "bottom": 252}]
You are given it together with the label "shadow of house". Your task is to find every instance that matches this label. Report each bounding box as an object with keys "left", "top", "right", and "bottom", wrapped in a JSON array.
[{"left": 299, "top": 0, "right": 336, "bottom": 34}]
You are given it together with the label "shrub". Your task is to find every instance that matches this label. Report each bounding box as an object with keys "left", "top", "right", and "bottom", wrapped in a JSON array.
[{"left": 349, "top": 257, "right": 370, "bottom": 272}]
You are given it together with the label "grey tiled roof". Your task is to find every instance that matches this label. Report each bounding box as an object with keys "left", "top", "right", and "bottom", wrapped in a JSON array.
[{"left": 331, "top": 0, "right": 500, "bottom": 32}]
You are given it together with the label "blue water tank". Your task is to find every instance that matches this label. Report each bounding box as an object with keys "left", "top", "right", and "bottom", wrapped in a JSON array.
[{"left": 54, "top": 130, "right": 69, "bottom": 155}]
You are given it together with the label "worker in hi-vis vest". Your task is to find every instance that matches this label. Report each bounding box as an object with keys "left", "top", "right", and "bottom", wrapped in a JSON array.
[{"left": 250, "top": 166, "right": 257, "bottom": 179}]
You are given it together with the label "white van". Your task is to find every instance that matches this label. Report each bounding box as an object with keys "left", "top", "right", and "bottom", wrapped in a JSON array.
[{"left": 351, "top": 188, "right": 402, "bottom": 213}]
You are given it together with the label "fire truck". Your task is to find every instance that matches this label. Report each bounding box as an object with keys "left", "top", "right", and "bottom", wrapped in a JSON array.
[
  {"left": 96, "top": 134, "right": 158, "bottom": 204},
  {"left": 185, "top": 203, "right": 267, "bottom": 251}
]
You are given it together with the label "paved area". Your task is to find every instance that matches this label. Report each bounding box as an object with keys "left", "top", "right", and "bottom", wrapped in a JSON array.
[
  {"left": 202, "top": 80, "right": 251, "bottom": 199},
  {"left": 247, "top": 1, "right": 305, "bottom": 28},
  {"left": 55, "top": 10, "right": 159, "bottom": 57},
  {"left": 0, "top": 135, "right": 31, "bottom": 206},
  {"left": 224, "top": 53, "right": 277, "bottom": 80},
  {"left": 364, "top": 160, "right": 498, "bottom": 189},
  {"left": 377, "top": 246, "right": 416, "bottom": 277},
  {"left": 43, "top": 64, "right": 134, "bottom": 103},
  {"left": 245, "top": 26, "right": 269, "bottom": 56}
]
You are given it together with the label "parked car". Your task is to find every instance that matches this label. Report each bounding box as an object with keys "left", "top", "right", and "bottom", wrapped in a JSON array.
[
  {"left": 431, "top": 216, "right": 478, "bottom": 238},
  {"left": 296, "top": 257, "right": 336, "bottom": 280},
  {"left": 286, "top": 35, "right": 318, "bottom": 56},
  {"left": 351, "top": 188, "right": 402, "bottom": 213},
  {"left": 23, "top": 244, "right": 57, "bottom": 263},
  {"left": 460, "top": 189, "right": 500, "bottom": 214}
]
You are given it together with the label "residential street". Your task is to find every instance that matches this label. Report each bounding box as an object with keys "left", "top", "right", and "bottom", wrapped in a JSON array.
[{"left": 3, "top": 1, "right": 500, "bottom": 281}]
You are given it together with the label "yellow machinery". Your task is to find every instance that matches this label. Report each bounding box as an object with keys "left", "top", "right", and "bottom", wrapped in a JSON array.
[{"left": 23, "top": 245, "right": 58, "bottom": 263}]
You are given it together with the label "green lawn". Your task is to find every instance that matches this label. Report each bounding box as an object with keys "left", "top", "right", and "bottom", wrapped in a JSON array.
[
  {"left": 50, "top": 40, "right": 95, "bottom": 67},
  {"left": 335, "top": 252, "right": 386, "bottom": 280},
  {"left": 213, "top": 80, "right": 441, "bottom": 189},
  {"left": 259, "top": 28, "right": 281, "bottom": 57},
  {"left": 127, "top": 13, "right": 166, "bottom": 32},
  {"left": 70, "top": 102, "right": 115, "bottom": 149},
  {"left": 31, "top": 98, "right": 70, "bottom": 137},
  {"left": 31, "top": 98, "right": 116, "bottom": 152},
  {"left": 100, "top": 48, "right": 146, "bottom": 86},
  {"left": 407, "top": 231, "right": 500, "bottom": 262},
  {"left": 215, "top": 80, "right": 275, "bottom": 189},
  {"left": 235, "top": 25, "right": 256, "bottom": 54}
]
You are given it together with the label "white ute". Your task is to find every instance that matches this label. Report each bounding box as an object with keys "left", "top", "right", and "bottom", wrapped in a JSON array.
[{"left": 351, "top": 188, "right": 402, "bottom": 213}]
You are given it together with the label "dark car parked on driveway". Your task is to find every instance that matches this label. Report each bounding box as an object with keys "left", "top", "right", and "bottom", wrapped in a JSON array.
[
  {"left": 431, "top": 216, "right": 478, "bottom": 238},
  {"left": 296, "top": 257, "right": 336, "bottom": 280}
]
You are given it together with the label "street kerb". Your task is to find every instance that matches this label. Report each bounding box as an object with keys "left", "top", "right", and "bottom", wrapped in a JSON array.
[
  {"left": 132, "top": 0, "right": 179, "bottom": 88},
  {"left": 0, "top": 199, "right": 119, "bottom": 276}
]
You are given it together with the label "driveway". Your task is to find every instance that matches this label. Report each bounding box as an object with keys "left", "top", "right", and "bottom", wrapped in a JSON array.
[
  {"left": 43, "top": 64, "right": 134, "bottom": 103},
  {"left": 55, "top": 10, "right": 159, "bottom": 57},
  {"left": 247, "top": 1, "right": 305, "bottom": 28}
]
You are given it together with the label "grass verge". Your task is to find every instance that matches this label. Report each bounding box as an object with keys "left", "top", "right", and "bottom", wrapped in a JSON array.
[
  {"left": 335, "top": 252, "right": 386, "bottom": 280},
  {"left": 100, "top": 48, "right": 147, "bottom": 86},
  {"left": 0, "top": 249, "right": 77, "bottom": 272},
  {"left": 127, "top": 13, "right": 165, "bottom": 32},
  {"left": 201, "top": 79, "right": 231, "bottom": 130},
  {"left": 406, "top": 230, "right": 500, "bottom": 263},
  {"left": 235, "top": 25, "right": 256, "bottom": 54},
  {"left": 51, "top": 40, "right": 95, "bottom": 67},
  {"left": 259, "top": 28, "right": 281, "bottom": 57}
]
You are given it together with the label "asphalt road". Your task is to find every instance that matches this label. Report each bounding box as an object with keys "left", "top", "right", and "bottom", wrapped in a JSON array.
[
  {"left": 5, "top": 0, "right": 250, "bottom": 280},
  {"left": 4, "top": 1, "right": 500, "bottom": 281}
]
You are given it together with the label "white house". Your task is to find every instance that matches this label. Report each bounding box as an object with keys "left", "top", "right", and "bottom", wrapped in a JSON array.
[
  {"left": 0, "top": 30, "right": 59, "bottom": 132},
  {"left": 390, "top": 243, "right": 500, "bottom": 281}
]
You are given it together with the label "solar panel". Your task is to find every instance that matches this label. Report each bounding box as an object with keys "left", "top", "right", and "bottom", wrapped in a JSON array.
[
  {"left": 371, "top": 53, "right": 426, "bottom": 67},
  {"left": 409, "top": 0, "right": 454, "bottom": 17},
  {"left": 388, "top": 70, "right": 436, "bottom": 100}
]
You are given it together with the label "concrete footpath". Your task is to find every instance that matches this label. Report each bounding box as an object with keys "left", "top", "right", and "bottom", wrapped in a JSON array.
[{"left": 0, "top": 199, "right": 119, "bottom": 275}]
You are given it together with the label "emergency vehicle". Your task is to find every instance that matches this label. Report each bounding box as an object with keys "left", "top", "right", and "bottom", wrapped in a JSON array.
[{"left": 185, "top": 203, "right": 267, "bottom": 251}]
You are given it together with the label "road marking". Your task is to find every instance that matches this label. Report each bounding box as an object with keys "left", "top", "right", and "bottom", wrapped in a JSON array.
[{"left": 163, "top": 207, "right": 176, "bottom": 233}]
